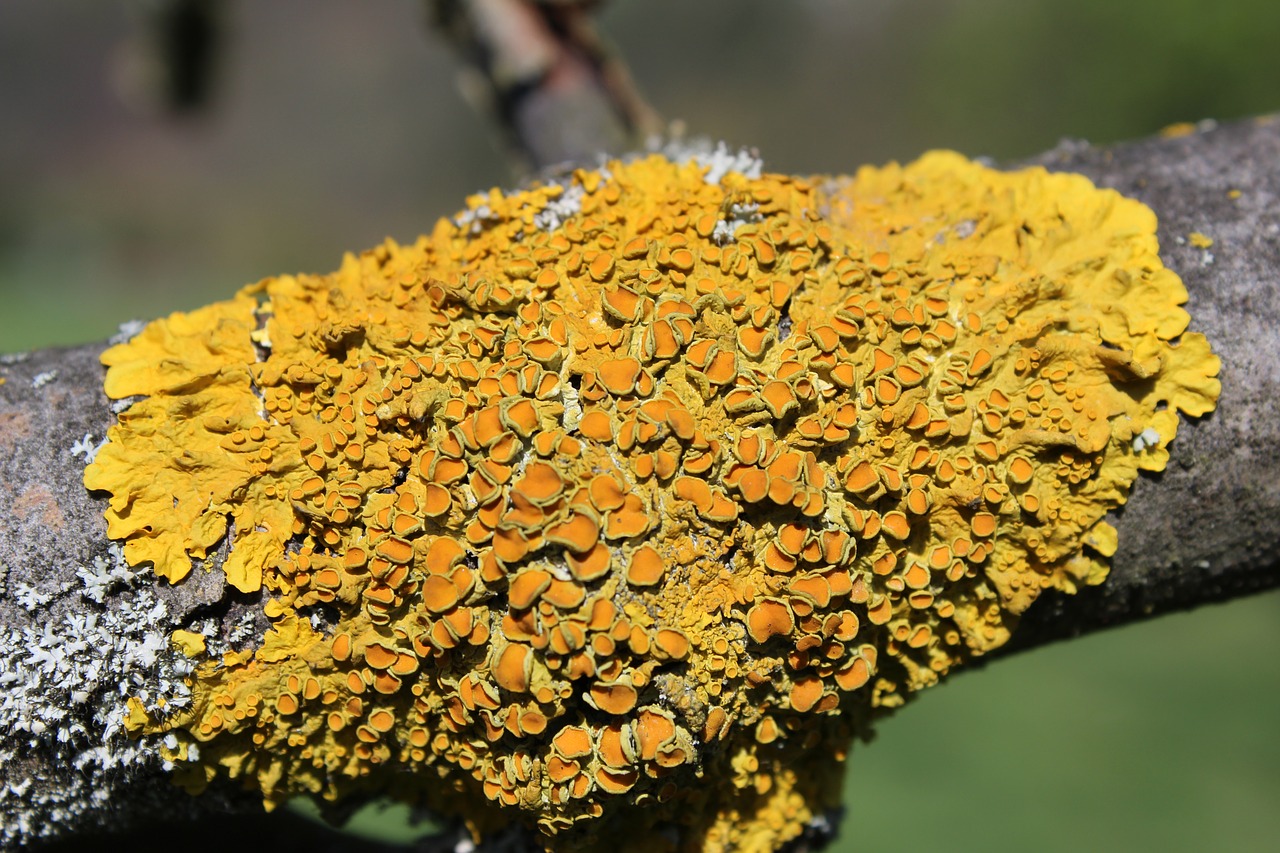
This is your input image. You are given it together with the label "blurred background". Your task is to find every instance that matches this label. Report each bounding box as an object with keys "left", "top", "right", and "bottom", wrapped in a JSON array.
[{"left": 4, "top": 1, "right": 1278, "bottom": 851}]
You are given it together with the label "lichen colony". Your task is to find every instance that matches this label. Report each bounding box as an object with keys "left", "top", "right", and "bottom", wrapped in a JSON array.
[{"left": 85, "top": 149, "right": 1220, "bottom": 852}]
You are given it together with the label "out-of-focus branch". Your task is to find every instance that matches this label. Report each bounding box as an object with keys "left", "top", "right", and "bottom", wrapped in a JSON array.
[
  {"left": 115, "top": 0, "right": 225, "bottom": 115},
  {"left": 427, "top": 0, "right": 663, "bottom": 171}
]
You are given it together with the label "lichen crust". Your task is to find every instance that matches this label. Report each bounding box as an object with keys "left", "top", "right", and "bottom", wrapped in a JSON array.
[{"left": 85, "top": 150, "right": 1220, "bottom": 851}]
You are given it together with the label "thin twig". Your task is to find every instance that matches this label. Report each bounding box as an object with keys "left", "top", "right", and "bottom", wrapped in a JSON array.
[{"left": 427, "top": 0, "right": 663, "bottom": 171}]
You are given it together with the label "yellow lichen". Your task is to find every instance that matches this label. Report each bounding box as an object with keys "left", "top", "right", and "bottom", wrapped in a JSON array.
[
  {"left": 86, "top": 150, "right": 1220, "bottom": 852},
  {"left": 1159, "top": 121, "right": 1198, "bottom": 138},
  {"left": 171, "top": 629, "right": 208, "bottom": 658}
]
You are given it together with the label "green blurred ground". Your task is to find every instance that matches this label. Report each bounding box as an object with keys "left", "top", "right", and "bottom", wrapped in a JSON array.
[{"left": 5, "top": 1, "right": 1278, "bottom": 850}]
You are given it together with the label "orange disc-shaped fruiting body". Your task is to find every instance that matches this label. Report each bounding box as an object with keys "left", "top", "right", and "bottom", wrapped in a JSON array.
[{"left": 88, "top": 148, "right": 1219, "bottom": 852}]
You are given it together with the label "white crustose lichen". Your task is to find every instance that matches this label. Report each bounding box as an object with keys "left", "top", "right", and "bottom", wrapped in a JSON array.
[{"left": 0, "top": 462, "right": 193, "bottom": 845}]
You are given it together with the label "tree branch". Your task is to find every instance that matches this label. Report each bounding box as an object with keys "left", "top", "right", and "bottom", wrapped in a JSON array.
[
  {"left": 427, "top": 0, "right": 663, "bottom": 171},
  {"left": 1, "top": 116, "right": 1277, "bottom": 849}
]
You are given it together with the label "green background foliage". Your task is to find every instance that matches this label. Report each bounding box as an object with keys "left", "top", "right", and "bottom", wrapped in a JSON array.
[{"left": 4, "top": 2, "right": 1277, "bottom": 851}]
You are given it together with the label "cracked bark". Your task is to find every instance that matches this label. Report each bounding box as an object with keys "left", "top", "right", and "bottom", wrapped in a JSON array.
[{"left": 1, "top": 116, "right": 1278, "bottom": 850}]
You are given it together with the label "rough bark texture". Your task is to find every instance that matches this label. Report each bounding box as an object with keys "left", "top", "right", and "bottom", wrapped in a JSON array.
[
  {"left": 0, "top": 116, "right": 1278, "bottom": 849},
  {"left": 0, "top": 345, "right": 239, "bottom": 847}
]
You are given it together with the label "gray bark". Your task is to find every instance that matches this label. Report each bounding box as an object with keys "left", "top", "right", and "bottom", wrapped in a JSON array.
[{"left": 1, "top": 116, "right": 1278, "bottom": 849}]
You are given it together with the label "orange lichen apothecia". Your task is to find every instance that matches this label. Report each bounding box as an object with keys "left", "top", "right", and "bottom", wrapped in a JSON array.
[{"left": 85, "top": 150, "right": 1220, "bottom": 851}]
